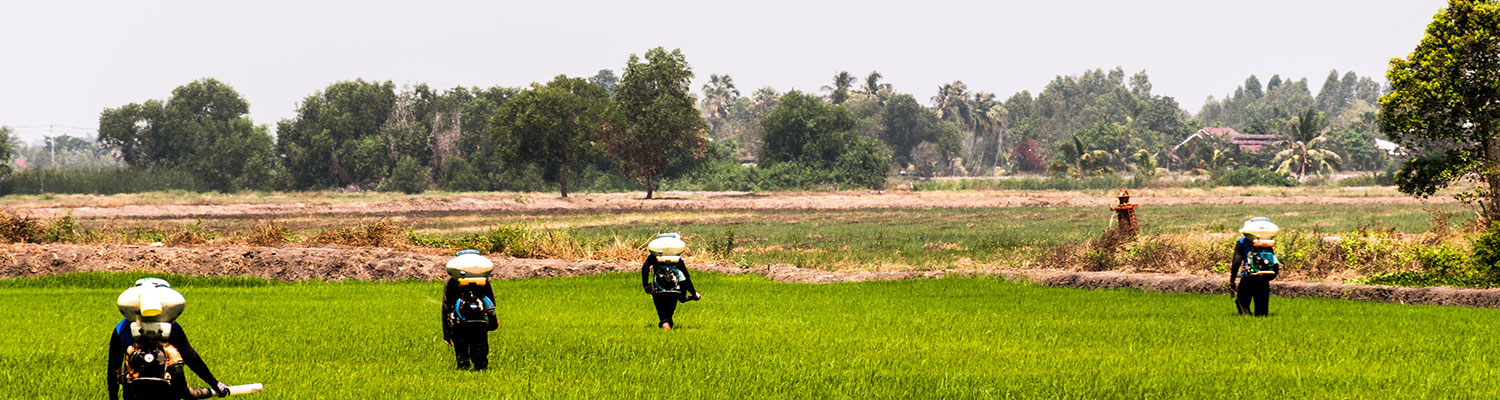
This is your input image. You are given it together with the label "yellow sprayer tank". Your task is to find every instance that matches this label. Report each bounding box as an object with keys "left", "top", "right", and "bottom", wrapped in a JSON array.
[
  {"left": 1239, "top": 218, "right": 1279, "bottom": 247},
  {"left": 648, "top": 233, "right": 687, "bottom": 263},
  {"left": 116, "top": 278, "right": 186, "bottom": 340},
  {"left": 446, "top": 250, "right": 494, "bottom": 283}
]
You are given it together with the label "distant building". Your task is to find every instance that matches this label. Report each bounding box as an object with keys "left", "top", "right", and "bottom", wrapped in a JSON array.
[
  {"left": 737, "top": 156, "right": 757, "bottom": 167},
  {"left": 1165, "top": 127, "right": 1279, "bottom": 169},
  {"left": 1198, "top": 127, "right": 1277, "bottom": 152}
]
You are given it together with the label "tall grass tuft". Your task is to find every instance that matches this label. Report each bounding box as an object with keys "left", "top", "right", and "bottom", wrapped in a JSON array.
[
  {"left": 247, "top": 221, "right": 295, "bottom": 246},
  {"left": 309, "top": 220, "right": 408, "bottom": 248}
]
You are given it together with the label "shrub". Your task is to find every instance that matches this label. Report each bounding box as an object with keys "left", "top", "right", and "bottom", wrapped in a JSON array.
[
  {"left": 832, "top": 138, "right": 892, "bottom": 189},
  {"left": 378, "top": 156, "right": 429, "bottom": 194},
  {"left": 35, "top": 214, "right": 80, "bottom": 243},
  {"left": 1469, "top": 221, "right": 1500, "bottom": 284},
  {"left": 703, "top": 227, "right": 736, "bottom": 260},
  {"left": 1210, "top": 168, "right": 1296, "bottom": 187},
  {"left": 1010, "top": 140, "right": 1046, "bottom": 173},
  {"left": 0, "top": 168, "right": 211, "bottom": 195}
]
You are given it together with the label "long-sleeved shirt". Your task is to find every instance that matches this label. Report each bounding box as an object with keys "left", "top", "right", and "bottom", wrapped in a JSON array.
[{"left": 108, "top": 319, "right": 219, "bottom": 400}]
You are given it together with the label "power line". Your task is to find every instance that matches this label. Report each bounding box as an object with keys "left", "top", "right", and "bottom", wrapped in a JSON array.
[{"left": 8, "top": 124, "right": 96, "bottom": 131}]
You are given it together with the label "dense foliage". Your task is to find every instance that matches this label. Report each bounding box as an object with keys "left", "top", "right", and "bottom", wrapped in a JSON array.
[
  {"left": 1381, "top": 0, "right": 1500, "bottom": 221},
  {"left": 0, "top": 36, "right": 1442, "bottom": 195}
]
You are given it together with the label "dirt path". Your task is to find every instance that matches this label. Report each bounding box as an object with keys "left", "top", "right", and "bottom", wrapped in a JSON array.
[
  {"left": 3, "top": 243, "right": 1495, "bottom": 309},
  {"left": 9, "top": 191, "right": 1452, "bottom": 220}
]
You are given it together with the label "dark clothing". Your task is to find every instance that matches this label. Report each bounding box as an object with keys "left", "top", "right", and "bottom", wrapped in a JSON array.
[
  {"left": 1230, "top": 237, "right": 1277, "bottom": 316},
  {"left": 641, "top": 257, "right": 697, "bottom": 327},
  {"left": 442, "top": 278, "right": 496, "bottom": 370},
  {"left": 640, "top": 258, "right": 697, "bottom": 295},
  {"left": 108, "top": 319, "right": 219, "bottom": 400},
  {"left": 451, "top": 324, "right": 490, "bottom": 370},
  {"left": 1236, "top": 275, "right": 1272, "bottom": 316},
  {"left": 652, "top": 293, "right": 681, "bottom": 327}
]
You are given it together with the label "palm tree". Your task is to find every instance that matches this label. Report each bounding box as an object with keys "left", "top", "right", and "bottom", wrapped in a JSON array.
[
  {"left": 859, "top": 71, "right": 893, "bottom": 104},
  {"left": 967, "top": 92, "right": 1001, "bottom": 173},
  {"left": 931, "top": 81, "right": 972, "bottom": 128},
  {"left": 986, "top": 103, "right": 1010, "bottom": 171},
  {"left": 820, "top": 71, "right": 857, "bottom": 105},
  {"left": 1202, "top": 148, "right": 1237, "bottom": 172},
  {"left": 699, "top": 74, "right": 740, "bottom": 123},
  {"left": 1273, "top": 107, "right": 1341, "bottom": 179},
  {"left": 749, "top": 86, "right": 780, "bottom": 117}
]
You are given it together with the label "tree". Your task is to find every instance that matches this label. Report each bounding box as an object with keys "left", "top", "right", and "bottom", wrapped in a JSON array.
[
  {"left": 968, "top": 91, "right": 1004, "bottom": 173},
  {"left": 699, "top": 74, "right": 740, "bottom": 124},
  {"left": 1274, "top": 107, "right": 1341, "bottom": 178},
  {"left": 932, "top": 81, "right": 972, "bottom": 129},
  {"left": 858, "top": 71, "right": 893, "bottom": 104},
  {"left": 1382, "top": 0, "right": 1500, "bottom": 220},
  {"left": 882, "top": 94, "right": 962, "bottom": 169},
  {"left": 277, "top": 79, "right": 398, "bottom": 189},
  {"left": 98, "top": 78, "right": 282, "bottom": 191},
  {"left": 606, "top": 47, "right": 708, "bottom": 199},
  {"left": 589, "top": 69, "right": 619, "bottom": 96},
  {"left": 491, "top": 75, "right": 611, "bottom": 197},
  {"left": 760, "top": 91, "right": 858, "bottom": 166},
  {"left": 1011, "top": 139, "right": 1046, "bottom": 172},
  {"left": 379, "top": 156, "right": 430, "bottom": 194},
  {"left": 821, "top": 71, "right": 857, "bottom": 105},
  {"left": 445, "top": 86, "right": 522, "bottom": 191},
  {"left": 0, "top": 126, "right": 13, "bottom": 180},
  {"left": 1244, "top": 75, "right": 1264, "bottom": 99}
]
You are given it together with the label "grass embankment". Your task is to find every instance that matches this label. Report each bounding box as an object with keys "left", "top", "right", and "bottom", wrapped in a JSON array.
[{"left": 2, "top": 272, "right": 1496, "bottom": 398}]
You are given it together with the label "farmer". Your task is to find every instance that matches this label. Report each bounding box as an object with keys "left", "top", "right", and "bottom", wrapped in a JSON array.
[
  {"left": 442, "top": 250, "right": 498, "bottom": 371},
  {"left": 641, "top": 233, "right": 702, "bottom": 330},
  {"left": 1231, "top": 217, "right": 1281, "bottom": 316},
  {"left": 108, "top": 278, "right": 231, "bottom": 400}
]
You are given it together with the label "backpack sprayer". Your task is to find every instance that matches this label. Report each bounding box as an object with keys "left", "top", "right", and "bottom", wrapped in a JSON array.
[
  {"left": 117, "top": 278, "right": 264, "bottom": 397},
  {"left": 445, "top": 250, "right": 498, "bottom": 331},
  {"left": 1239, "top": 217, "right": 1280, "bottom": 276},
  {"left": 446, "top": 249, "right": 495, "bottom": 283},
  {"left": 647, "top": 233, "right": 701, "bottom": 301}
]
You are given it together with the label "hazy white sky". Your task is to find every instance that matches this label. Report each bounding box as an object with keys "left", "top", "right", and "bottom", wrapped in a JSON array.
[{"left": 0, "top": 0, "right": 1447, "bottom": 142}]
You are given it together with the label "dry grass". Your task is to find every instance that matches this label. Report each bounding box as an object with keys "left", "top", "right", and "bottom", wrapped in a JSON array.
[
  {"left": 308, "top": 220, "right": 409, "bottom": 248},
  {"left": 247, "top": 221, "right": 296, "bottom": 247}
]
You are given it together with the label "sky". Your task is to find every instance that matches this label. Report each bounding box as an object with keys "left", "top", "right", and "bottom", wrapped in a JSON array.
[{"left": 0, "top": 0, "right": 1449, "bottom": 143}]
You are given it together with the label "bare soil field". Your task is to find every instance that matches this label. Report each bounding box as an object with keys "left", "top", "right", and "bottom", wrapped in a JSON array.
[
  {"left": 8, "top": 190, "right": 1454, "bottom": 220},
  {"left": 5, "top": 243, "right": 1495, "bottom": 308}
]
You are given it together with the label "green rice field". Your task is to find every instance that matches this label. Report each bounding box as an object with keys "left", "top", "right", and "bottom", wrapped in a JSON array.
[{"left": 2, "top": 272, "right": 1496, "bottom": 399}]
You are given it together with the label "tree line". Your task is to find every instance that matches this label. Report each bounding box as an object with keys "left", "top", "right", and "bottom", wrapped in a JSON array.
[{"left": 0, "top": 48, "right": 1404, "bottom": 196}]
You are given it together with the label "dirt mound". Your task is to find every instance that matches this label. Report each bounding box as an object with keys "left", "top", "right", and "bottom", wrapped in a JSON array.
[
  {"left": 0, "top": 244, "right": 637, "bottom": 282},
  {"left": 3, "top": 244, "right": 1496, "bottom": 309}
]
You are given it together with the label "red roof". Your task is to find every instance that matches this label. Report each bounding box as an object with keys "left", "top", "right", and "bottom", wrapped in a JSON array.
[{"left": 1201, "top": 127, "right": 1240, "bottom": 137}]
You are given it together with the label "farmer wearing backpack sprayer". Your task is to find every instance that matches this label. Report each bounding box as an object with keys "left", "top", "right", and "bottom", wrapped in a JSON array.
[
  {"left": 642, "top": 233, "right": 701, "bottom": 330},
  {"left": 442, "top": 250, "right": 499, "bottom": 370},
  {"left": 108, "top": 278, "right": 263, "bottom": 400},
  {"left": 1231, "top": 217, "right": 1281, "bottom": 316}
]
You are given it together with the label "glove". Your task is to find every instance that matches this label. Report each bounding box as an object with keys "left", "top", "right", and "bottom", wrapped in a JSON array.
[
  {"left": 691, "top": 292, "right": 702, "bottom": 301},
  {"left": 214, "top": 382, "right": 231, "bottom": 398},
  {"left": 643, "top": 284, "right": 653, "bottom": 294}
]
